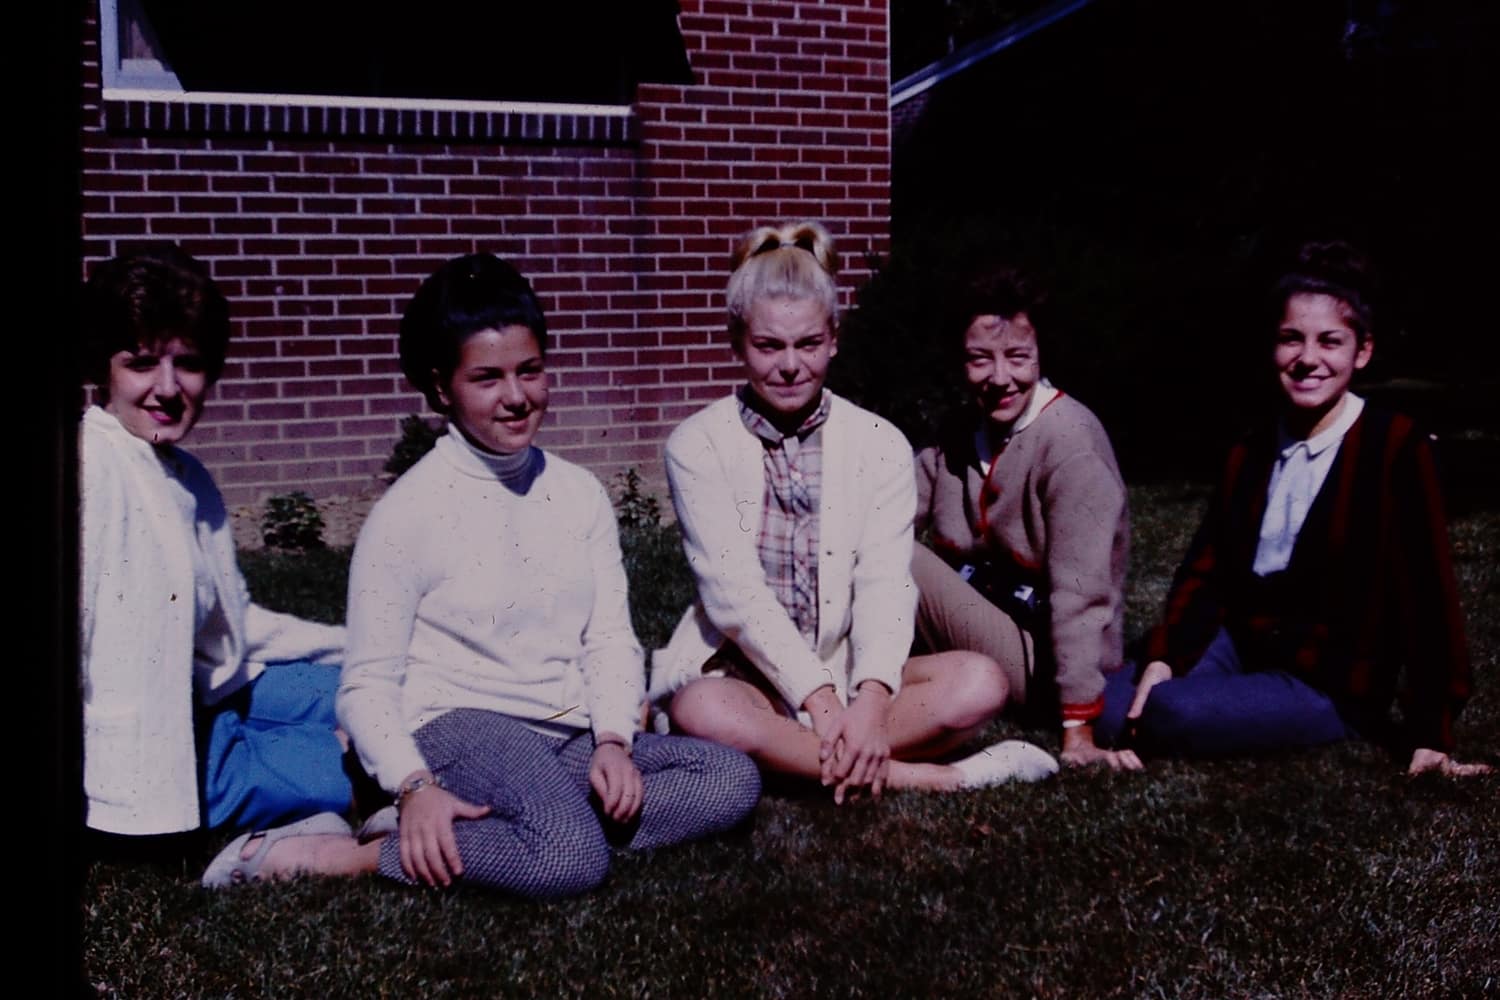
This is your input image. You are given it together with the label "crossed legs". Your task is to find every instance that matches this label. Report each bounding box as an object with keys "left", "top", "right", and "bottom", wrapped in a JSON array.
[
  {"left": 668, "top": 650, "right": 1010, "bottom": 793},
  {"left": 221, "top": 709, "right": 760, "bottom": 896}
]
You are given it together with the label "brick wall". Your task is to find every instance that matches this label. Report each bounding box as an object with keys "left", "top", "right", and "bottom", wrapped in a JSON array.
[{"left": 81, "top": 1, "right": 891, "bottom": 506}]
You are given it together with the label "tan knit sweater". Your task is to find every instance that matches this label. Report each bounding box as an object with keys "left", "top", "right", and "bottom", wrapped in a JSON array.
[{"left": 914, "top": 393, "right": 1129, "bottom": 718}]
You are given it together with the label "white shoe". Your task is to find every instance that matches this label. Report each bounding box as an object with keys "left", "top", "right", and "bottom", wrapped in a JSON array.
[
  {"left": 201, "top": 811, "right": 354, "bottom": 888},
  {"left": 952, "top": 740, "right": 1059, "bottom": 788},
  {"left": 355, "top": 805, "right": 399, "bottom": 842}
]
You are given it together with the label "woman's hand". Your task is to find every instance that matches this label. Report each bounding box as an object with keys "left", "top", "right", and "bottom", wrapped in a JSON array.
[
  {"left": 397, "top": 771, "right": 491, "bottom": 888},
  {"left": 1060, "top": 723, "right": 1143, "bottom": 771},
  {"left": 803, "top": 685, "right": 845, "bottom": 777},
  {"left": 804, "top": 686, "right": 843, "bottom": 741},
  {"left": 1127, "top": 660, "right": 1174, "bottom": 721},
  {"left": 819, "top": 682, "right": 893, "bottom": 804},
  {"left": 1408, "top": 748, "right": 1494, "bottom": 777},
  {"left": 590, "top": 737, "right": 645, "bottom": 824},
  {"left": 803, "top": 686, "right": 846, "bottom": 785}
]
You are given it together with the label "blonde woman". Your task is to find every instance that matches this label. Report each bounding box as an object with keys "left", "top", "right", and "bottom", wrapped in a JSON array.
[{"left": 654, "top": 222, "right": 1057, "bottom": 804}]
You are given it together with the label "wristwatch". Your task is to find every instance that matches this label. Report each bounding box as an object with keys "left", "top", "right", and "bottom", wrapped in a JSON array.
[{"left": 396, "top": 772, "right": 442, "bottom": 809}]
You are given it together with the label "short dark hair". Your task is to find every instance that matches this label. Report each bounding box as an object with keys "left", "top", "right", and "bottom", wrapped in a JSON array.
[
  {"left": 954, "top": 261, "right": 1051, "bottom": 347},
  {"left": 80, "top": 244, "right": 231, "bottom": 390},
  {"left": 1270, "top": 240, "right": 1378, "bottom": 343},
  {"left": 398, "top": 253, "right": 549, "bottom": 414}
]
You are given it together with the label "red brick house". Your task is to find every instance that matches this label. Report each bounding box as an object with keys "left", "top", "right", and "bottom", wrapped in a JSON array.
[{"left": 82, "top": 1, "right": 892, "bottom": 504}]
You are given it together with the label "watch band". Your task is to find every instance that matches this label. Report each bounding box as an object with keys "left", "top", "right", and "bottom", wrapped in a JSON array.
[{"left": 396, "top": 773, "right": 442, "bottom": 809}]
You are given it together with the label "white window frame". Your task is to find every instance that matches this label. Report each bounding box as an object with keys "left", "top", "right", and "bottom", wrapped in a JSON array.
[{"left": 99, "top": 0, "right": 184, "bottom": 93}]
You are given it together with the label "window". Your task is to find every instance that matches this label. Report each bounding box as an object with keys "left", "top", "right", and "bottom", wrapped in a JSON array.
[
  {"left": 101, "top": 0, "right": 693, "bottom": 107},
  {"left": 102, "top": 0, "right": 183, "bottom": 91}
]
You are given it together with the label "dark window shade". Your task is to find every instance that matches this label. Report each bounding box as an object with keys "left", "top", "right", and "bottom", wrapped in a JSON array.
[{"left": 139, "top": 1, "right": 693, "bottom": 103}]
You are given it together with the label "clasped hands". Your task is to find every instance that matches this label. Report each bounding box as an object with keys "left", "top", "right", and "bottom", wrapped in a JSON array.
[{"left": 805, "top": 681, "right": 892, "bottom": 805}]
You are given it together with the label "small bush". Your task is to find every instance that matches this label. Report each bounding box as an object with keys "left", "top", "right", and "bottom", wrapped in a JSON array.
[
  {"left": 261, "top": 491, "right": 325, "bottom": 551},
  {"left": 609, "top": 469, "right": 691, "bottom": 650},
  {"left": 384, "top": 414, "right": 443, "bottom": 481},
  {"left": 610, "top": 467, "right": 662, "bottom": 531}
]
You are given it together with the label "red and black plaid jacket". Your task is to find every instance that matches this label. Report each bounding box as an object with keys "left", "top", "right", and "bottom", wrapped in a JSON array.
[{"left": 1142, "top": 407, "right": 1471, "bottom": 753}]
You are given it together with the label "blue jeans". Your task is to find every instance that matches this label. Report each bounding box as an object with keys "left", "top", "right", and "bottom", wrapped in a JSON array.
[
  {"left": 201, "top": 660, "right": 352, "bottom": 831},
  {"left": 1094, "top": 628, "right": 1358, "bottom": 757}
]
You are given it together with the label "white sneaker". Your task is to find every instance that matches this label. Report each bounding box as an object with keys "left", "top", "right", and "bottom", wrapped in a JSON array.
[{"left": 952, "top": 740, "right": 1059, "bottom": 788}]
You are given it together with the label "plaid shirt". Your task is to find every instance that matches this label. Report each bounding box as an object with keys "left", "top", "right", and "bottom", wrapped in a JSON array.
[{"left": 736, "top": 386, "right": 831, "bottom": 648}]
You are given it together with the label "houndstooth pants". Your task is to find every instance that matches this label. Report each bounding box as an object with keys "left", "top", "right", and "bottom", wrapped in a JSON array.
[{"left": 377, "top": 708, "right": 760, "bottom": 898}]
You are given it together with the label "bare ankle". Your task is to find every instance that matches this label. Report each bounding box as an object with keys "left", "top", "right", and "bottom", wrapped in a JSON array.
[
  {"left": 258, "top": 834, "right": 362, "bottom": 879},
  {"left": 888, "top": 760, "right": 961, "bottom": 792}
]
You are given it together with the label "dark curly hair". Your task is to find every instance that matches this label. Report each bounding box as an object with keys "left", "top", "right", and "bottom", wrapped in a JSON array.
[
  {"left": 398, "top": 253, "right": 549, "bottom": 414},
  {"left": 80, "top": 244, "right": 231, "bottom": 392},
  {"left": 1269, "top": 240, "right": 1378, "bottom": 343},
  {"left": 953, "top": 260, "right": 1053, "bottom": 351}
]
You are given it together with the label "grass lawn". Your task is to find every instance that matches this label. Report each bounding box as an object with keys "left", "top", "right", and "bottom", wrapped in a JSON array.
[{"left": 82, "top": 485, "right": 1499, "bottom": 998}]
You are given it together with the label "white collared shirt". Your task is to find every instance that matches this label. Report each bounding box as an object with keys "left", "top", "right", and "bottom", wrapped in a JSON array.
[
  {"left": 975, "top": 379, "right": 1060, "bottom": 475},
  {"left": 1253, "top": 393, "right": 1365, "bottom": 576}
]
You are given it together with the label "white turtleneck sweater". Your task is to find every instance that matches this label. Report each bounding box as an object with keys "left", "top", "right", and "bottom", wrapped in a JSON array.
[{"left": 336, "top": 430, "right": 644, "bottom": 792}]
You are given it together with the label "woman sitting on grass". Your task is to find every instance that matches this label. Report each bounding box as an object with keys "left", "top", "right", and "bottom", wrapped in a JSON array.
[
  {"left": 81, "top": 246, "right": 355, "bottom": 859},
  {"left": 654, "top": 221, "right": 1057, "bottom": 803},
  {"left": 908, "top": 262, "right": 1140, "bottom": 771},
  {"left": 1103, "top": 241, "right": 1490, "bottom": 776},
  {"left": 205, "top": 253, "right": 761, "bottom": 894}
]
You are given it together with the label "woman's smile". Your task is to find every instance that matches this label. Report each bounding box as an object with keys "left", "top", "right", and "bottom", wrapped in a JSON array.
[
  {"left": 437, "top": 326, "right": 550, "bottom": 455},
  {"left": 1274, "top": 292, "right": 1372, "bottom": 437},
  {"left": 964, "top": 313, "right": 1040, "bottom": 431}
]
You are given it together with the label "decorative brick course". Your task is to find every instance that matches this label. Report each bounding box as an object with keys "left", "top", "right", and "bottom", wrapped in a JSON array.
[{"left": 82, "top": 0, "right": 891, "bottom": 505}]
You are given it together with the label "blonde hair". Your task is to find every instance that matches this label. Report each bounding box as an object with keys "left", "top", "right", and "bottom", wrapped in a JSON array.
[{"left": 725, "top": 220, "right": 840, "bottom": 340}]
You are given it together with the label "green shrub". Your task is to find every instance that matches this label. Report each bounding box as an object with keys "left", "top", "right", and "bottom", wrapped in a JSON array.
[
  {"left": 610, "top": 467, "right": 662, "bottom": 531},
  {"left": 261, "top": 491, "right": 325, "bottom": 551},
  {"left": 610, "top": 468, "right": 689, "bottom": 650},
  {"left": 830, "top": 212, "right": 1258, "bottom": 480},
  {"left": 384, "top": 414, "right": 443, "bottom": 481},
  {"left": 827, "top": 247, "right": 969, "bottom": 449}
]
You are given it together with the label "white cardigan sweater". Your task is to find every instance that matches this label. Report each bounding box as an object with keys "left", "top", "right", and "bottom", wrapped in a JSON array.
[
  {"left": 652, "top": 391, "right": 917, "bottom": 710},
  {"left": 336, "top": 432, "right": 645, "bottom": 793},
  {"left": 80, "top": 407, "right": 345, "bottom": 835}
]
